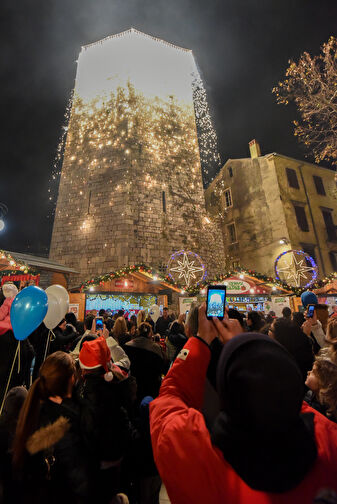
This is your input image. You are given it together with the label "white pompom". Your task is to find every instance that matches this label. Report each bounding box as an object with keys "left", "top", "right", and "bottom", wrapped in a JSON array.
[{"left": 104, "top": 371, "right": 113, "bottom": 382}]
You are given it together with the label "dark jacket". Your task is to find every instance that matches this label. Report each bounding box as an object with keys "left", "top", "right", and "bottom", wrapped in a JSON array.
[
  {"left": 22, "top": 399, "right": 90, "bottom": 504},
  {"left": 0, "top": 331, "right": 35, "bottom": 401},
  {"left": 49, "top": 326, "right": 78, "bottom": 354},
  {"left": 125, "top": 337, "right": 167, "bottom": 402},
  {"left": 76, "top": 371, "right": 137, "bottom": 463},
  {"left": 154, "top": 316, "right": 172, "bottom": 337}
]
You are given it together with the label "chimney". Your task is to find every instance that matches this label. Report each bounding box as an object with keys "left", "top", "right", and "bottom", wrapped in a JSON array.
[{"left": 249, "top": 139, "right": 261, "bottom": 158}]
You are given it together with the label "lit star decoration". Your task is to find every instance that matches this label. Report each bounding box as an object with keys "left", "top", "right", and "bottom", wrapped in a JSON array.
[
  {"left": 275, "top": 250, "right": 318, "bottom": 288},
  {"left": 168, "top": 250, "right": 207, "bottom": 287}
]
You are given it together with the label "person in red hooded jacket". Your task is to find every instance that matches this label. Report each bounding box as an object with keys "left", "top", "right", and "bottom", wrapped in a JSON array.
[
  {"left": 0, "top": 283, "right": 18, "bottom": 335},
  {"left": 150, "top": 304, "right": 337, "bottom": 504}
]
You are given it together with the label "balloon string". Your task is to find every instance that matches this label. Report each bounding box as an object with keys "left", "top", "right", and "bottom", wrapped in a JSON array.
[
  {"left": 17, "top": 342, "right": 21, "bottom": 374},
  {"left": 43, "top": 330, "right": 51, "bottom": 363},
  {"left": 0, "top": 341, "right": 20, "bottom": 416}
]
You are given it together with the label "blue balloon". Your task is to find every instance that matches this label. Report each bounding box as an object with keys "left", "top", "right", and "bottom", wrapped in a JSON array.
[{"left": 10, "top": 286, "right": 48, "bottom": 341}]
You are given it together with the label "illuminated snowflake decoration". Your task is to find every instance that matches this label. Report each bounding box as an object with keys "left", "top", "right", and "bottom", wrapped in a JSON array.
[
  {"left": 167, "top": 250, "right": 207, "bottom": 287},
  {"left": 274, "top": 250, "right": 318, "bottom": 288}
]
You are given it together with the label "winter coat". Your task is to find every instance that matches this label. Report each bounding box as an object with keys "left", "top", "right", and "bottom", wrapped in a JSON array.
[
  {"left": 150, "top": 337, "right": 337, "bottom": 504},
  {"left": 154, "top": 316, "right": 172, "bottom": 337},
  {"left": 49, "top": 326, "right": 78, "bottom": 354},
  {"left": 105, "top": 336, "right": 130, "bottom": 371},
  {"left": 166, "top": 331, "right": 187, "bottom": 362},
  {"left": 0, "top": 298, "right": 14, "bottom": 335},
  {"left": 0, "top": 331, "right": 34, "bottom": 402},
  {"left": 124, "top": 337, "right": 167, "bottom": 402},
  {"left": 21, "top": 398, "right": 90, "bottom": 504},
  {"left": 76, "top": 371, "right": 137, "bottom": 464}
]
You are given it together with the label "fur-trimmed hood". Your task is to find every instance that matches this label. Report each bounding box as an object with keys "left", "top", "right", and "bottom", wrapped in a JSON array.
[{"left": 26, "top": 416, "right": 70, "bottom": 455}]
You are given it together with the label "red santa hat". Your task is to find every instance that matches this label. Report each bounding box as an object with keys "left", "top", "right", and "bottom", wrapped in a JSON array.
[{"left": 79, "top": 336, "right": 113, "bottom": 381}]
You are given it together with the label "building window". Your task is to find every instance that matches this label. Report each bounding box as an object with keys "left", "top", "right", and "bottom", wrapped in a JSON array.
[
  {"left": 301, "top": 244, "right": 317, "bottom": 263},
  {"left": 224, "top": 188, "right": 232, "bottom": 208},
  {"left": 313, "top": 175, "right": 326, "bottom": 196},
  {"left": 329, "top": 251, "right": 337, "bottom": 271},
  {"left": 228, "top": 166, "right": 233, "bottom": 178},
  {"left": 294, "top": 205, "right": 309, "bottom": 232},
  {"left": 162, "top": 191, "right": 166, "bottom": 213},
  {"left": 322, "top": 209, "right": 337, "bottom": 242},
  {"left": 286, "top": 168, "right": 300, "bottom": 189},
  {"left": 227, "top": 222, "right": 237, "bottom": 244}
]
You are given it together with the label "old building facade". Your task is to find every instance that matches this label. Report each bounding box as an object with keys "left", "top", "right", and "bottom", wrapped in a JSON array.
[{"left": 205, "top": 140, "right": 337, "bottom": 278}]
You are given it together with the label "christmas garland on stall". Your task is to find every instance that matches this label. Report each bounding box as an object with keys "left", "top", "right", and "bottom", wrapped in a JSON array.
[{"left": 0, "top": 250, "right": 38, "bottom": 278}]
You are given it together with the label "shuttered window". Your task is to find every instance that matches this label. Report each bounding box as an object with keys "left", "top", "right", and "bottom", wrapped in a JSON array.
[
  {"left": 313, "top": 176, "right": 326, "bottom": 196},
  {"left": 227, "top": 223, "right": 237, "bottom": 243},
  {"left": 286, "top": 168, "right": 299, "bottom": 189},
  {"left": 322, "top": 210, "right": 337, "bottom": 242},
  {"left": 294, "top": 205, "right": 309, "bottom": 232}
]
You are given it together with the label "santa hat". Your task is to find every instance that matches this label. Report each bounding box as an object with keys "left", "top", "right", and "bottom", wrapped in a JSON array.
[
  {"left": 2, "top": 283, "right": 18, "bottom": 299},
  {"left": 79, "top": 336, "right": 113, "bottom": 381}
]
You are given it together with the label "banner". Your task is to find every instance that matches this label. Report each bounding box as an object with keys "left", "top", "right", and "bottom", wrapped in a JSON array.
[
  {"left": 264, "top": 296, "right": 290, "bottom": 317},
  {"left": 179, "top": 297, "right": 197, "bottom": 314},
  {"left": 1, "top": 274, "right": 40, "bottom": 287}
]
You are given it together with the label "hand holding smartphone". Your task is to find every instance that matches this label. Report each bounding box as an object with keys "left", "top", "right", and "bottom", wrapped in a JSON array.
[
  {"left": 206, "top": 285, "right": 226, "bottom": 320},
  {"left": 306, "top": 304, "right": 315, "bottom": 319},
  {"left": 95, "top": 316, "right": 104, "bottom": 331}
]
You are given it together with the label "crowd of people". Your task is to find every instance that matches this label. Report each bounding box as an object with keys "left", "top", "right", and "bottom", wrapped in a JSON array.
[{"left": 0, "top": 283, "right": 337, "bottom": 503}]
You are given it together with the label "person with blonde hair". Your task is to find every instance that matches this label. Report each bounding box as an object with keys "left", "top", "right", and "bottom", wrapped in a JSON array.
[
  {"left": 305, "top": 355, "right": 337, "bottom": 421},
  {"left": 137, "top": 310, "right": 146, "bottom": 328},
  {"left": 112, "top": 316, "right": 130, "bottom": 346}
]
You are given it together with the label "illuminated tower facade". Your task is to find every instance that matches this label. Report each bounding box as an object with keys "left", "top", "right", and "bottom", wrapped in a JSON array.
[{"left": 49, "top": 29, "right": 224, "bottom": 285}]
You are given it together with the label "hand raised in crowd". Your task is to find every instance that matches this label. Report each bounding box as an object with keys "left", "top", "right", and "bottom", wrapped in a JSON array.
[
  {"left": 97, "top": 323, "right": 109, "bottom": 339},
  {"left": 197, "top": 303, "right": 242, "bottom": 346},
  {"left": 302, "top": 307, "right": 317, "bottom": 336}
]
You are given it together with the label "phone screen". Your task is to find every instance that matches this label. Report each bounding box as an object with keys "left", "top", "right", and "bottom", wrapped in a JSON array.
[
  {"left": 206, "top": 285, "right": 226, "bottom": 320},
  {"left": 307, "top": 305, "right": 315, "bottom": 319},
  {"left": 95, "top": 317, "right": 103, "bottom": 330}
]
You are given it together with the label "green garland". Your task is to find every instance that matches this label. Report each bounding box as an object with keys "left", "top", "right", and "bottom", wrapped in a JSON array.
[
  {"left": 0, "top": 250, "right": 37, "bottom": 277},
  {"left": 80, "top": 263, "right": 337, "bottom": 297}
]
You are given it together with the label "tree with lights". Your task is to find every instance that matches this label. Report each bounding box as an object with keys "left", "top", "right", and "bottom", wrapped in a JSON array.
[{"left": 273, "top": 36, "right": 337, "bottom": 166}]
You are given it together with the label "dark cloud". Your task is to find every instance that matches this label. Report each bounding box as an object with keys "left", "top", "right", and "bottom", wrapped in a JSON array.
[{"left": 1, "top": 0, "right": 336, "bottom": 253}]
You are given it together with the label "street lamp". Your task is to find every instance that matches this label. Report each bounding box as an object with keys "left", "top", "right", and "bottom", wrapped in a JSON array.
[{"left": 0, "top": 203, "right": 8, "bottom": 232}]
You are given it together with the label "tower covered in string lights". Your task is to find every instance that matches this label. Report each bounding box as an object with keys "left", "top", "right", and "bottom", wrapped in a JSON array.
[{"left": 49, "top": 29, "right": 224, "bottom": 285}]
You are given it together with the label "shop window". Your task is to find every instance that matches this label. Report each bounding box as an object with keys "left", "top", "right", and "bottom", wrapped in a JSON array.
[
  {"left": 286, "top": 168, "right": 299, "bottom": 189},
  {"left": 329, "top": 251, "right": 337, "bottom": 271},
  {"left": 224, "top": 188, "right": 232, "bottom": 208},
  {"left": 294, "top": 205, "right": 309, "bottom": 232},
  {"left": 313, "top": 175, "right": 326, "bottom": 196},
  {"left": 322, "top": 209, "right": 337, "bottom": 242},
  {"left": 227, "top": 222, "right": 237, "bottom": 244}
]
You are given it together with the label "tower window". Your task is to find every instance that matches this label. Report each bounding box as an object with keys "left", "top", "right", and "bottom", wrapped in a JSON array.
[
  {"left": 294, "top": 205, "right": 309, "bottom": 232},
  {"left": 227, "top": 222, "right": 237, "bottom": 244},
  {"left": 224, "top": 188, "right": 232, "bottom": 209},
  {"left": 286, "top": 168, "right": 299, "bottom": 189},
  {"left": 313, "top": 175, "right": 326, "bottom": 196},
  {"left": 162, "top": 191, "right": 166, "bottom": 213}
]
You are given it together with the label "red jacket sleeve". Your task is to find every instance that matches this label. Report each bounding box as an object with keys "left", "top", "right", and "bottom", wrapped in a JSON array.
[
  {"left": 0, "top": 298, "right": 10, "bottom": 321},
  {"left": 150, "top": 337, "right": 228, "bottom": 504}
]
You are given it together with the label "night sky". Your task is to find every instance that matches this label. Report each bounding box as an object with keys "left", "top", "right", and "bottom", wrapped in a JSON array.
[{"left": 1, "top": 0, "right": 336, "bottom": 256}]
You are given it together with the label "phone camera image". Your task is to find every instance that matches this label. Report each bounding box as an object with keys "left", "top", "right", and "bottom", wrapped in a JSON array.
[
  {"left": 207, "top": 287, "right": 226, "bottom": 319},
  {"left": 96, "top": 317, "right": 103, "bottom": 330}
]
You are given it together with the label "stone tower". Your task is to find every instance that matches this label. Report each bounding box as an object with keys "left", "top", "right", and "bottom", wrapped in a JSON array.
[{"left": 49, "top": 29, "right": 225, "bottom": 286}]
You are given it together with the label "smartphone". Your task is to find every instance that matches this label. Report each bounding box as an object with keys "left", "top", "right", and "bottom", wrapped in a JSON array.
[
  {"left": 206, "top": 285, "right": 226, "bottom": 320},
  {"left": 95, "top": 316, "right": 104, "bottom": 330},
  {"left": 306, "top": 304, "right": 315, "bottom": 319}
]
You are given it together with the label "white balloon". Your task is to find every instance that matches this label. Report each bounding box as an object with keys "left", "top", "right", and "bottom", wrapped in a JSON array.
[
  {"left": 44, "top": 292, "right": 63, "bottom": 329},
  {"left": 46, "top": 284, "right": 69, "bottom": 318},
  {"left": 149, "top": 304, "right": 160, "bottom": 323}
]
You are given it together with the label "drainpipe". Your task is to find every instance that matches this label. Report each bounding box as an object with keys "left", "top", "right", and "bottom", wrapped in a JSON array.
[{"left": 298, "top": 164, "right": 326, "bottom": 276}]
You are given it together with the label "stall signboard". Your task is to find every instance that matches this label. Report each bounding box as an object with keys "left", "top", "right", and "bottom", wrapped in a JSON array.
[
  {"left": 114, "top": 278, "right": 134, "bottom": 289},
  {"left": 223, "top": 277, "right": 270, "bottom": 295},
  {"left": 179, "top": 297, "right": 198, "bottom": 314},
  {"left": 264, "top": 296, "right": 290, "bottom": 317}
]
